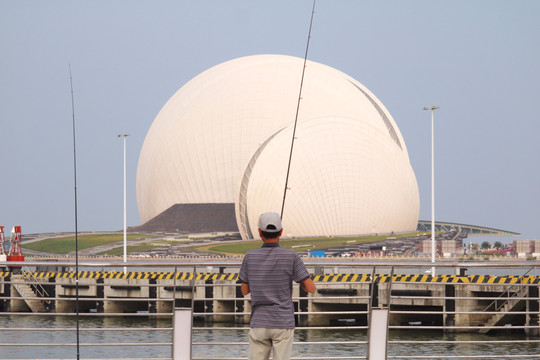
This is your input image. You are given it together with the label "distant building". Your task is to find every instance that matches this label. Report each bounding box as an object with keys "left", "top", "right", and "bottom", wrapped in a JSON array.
[
  {"left": 514, "top": 240, "right": 533, "bottom": 257},
  {"left": 137, "top": 54, "right": 418, "bottom": 238},
  {"left": 512, "top": 240, "right": 540, "bottom": 257},
  {"left": 533, "top": 240, "right": 540, "bottom": 257}
]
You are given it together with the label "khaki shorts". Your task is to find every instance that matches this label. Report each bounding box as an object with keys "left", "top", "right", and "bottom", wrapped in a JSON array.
[{"left": 248, "top": 327, "right": 294, "bottom": 360}]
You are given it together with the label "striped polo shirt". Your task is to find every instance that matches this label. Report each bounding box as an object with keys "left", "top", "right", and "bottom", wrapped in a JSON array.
[{"left": 239, "top": 242, "right": 310, "bottom": 329}]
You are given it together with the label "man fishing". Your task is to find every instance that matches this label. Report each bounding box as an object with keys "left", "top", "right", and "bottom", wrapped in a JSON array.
[{"left": 239, "top": 212, "right": 316, "bottom": 360}]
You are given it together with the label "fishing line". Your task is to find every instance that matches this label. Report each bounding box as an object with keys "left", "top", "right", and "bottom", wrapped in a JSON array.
[
  {"left": 69, "top": 64, "right": 81, "bottom": 360},
  {"left": 280, "top": 0, "right": 317, "bottom": 219}
]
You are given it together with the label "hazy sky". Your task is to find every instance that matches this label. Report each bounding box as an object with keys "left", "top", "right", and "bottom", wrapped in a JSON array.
[{"left": 1, "top": 1, "right": 538, "bottom": 242}]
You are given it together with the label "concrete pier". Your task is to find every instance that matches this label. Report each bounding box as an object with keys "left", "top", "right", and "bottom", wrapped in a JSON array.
[{"left": 1, "top": 270, "right": 539, "bottom": 334}]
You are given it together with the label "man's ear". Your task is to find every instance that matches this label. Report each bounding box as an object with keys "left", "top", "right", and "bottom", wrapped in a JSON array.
[{"left": 258, "top": 228, "right": 264, "bottom": 239}]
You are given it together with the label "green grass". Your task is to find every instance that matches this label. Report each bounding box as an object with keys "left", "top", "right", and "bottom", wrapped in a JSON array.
[
  {"left": 21, "top": 234, "right": 153, "bottom": 254},
  {"left": 100, "top": 239, "right": 192, "bottom": 256},
  {"left": 101, "top": 243, "right": 159, "bottom": 256},
  {"left": 21, "top": 231, "right": 424, "bottom": 256},
  {"left": 205, "top": 242, "right": 262, "bottom": 254},
  {"left": 199, "top": 232, "right": 421, "bottom": 255}
]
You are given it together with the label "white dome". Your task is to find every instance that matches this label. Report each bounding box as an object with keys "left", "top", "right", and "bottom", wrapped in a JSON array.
[
  {"left": 236, "top": 116, "right": 419, "bottom": 239},
  {"left": 137, "top": 54, "right": 419, "bottom": 237}
]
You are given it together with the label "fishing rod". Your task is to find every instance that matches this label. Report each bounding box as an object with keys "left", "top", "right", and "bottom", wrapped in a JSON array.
[
  {"left": 69, "top": 65, "right": 81, "bottom": 360},
  {"left": 280, "top": 0, "right": 317, "bottom": 219}
]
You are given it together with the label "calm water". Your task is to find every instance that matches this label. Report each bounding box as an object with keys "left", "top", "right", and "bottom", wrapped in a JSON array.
[{"left": 1, "top": 316, "right": 538, "bottom": 359}]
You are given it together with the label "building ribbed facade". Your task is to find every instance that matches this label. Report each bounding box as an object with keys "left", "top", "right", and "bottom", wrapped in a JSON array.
[{"left": 136, "top": 54, "right": 420, "bottom": 238}]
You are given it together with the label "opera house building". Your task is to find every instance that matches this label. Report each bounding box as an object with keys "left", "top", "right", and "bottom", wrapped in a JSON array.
[{"left": 136, "top": 55, "right": 420, "bottom": 240}]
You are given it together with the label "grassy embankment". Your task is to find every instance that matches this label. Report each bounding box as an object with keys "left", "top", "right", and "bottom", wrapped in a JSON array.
[
  {"left": 194, "top": 232, "right": 423, "bottom": 255},
  {"left": 100, "top": 238, "right": 192, "bottom": 256},
  {"left": 21, "top": 234, "right": 157, "bottom": 254},
  {"left": 22, "top": 232, "right": 425, "bottom": 256}
]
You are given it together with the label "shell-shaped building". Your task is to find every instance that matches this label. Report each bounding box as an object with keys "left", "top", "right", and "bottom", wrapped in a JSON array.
[{"left": 136, "top": 54, "right": 420, "bottom": 239}]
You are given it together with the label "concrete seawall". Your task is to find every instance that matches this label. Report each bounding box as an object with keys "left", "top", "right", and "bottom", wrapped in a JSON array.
[{"left": 1, "top": 270, "right": 539, "bottom": 334}]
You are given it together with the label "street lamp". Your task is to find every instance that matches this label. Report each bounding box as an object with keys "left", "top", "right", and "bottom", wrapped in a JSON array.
[
  {"left": 423, "top": 106, "right": 439, "bottom": 276},
  {"left": 118, "top": 133, "right": 130, "bottom": 273}
]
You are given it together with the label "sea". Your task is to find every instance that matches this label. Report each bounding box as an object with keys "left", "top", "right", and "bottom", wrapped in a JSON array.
[{"left": 0, "top": 315, "right": 538, "bottom": 359}]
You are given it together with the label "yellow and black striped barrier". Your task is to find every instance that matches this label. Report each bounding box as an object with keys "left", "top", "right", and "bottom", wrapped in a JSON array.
[
  {"left": 310, "top": 273, "right": 540, "bottom": 284},
  {"left": 312, "top": 274, "right": 371, "bottom": 282},
  {"left": 16, "top": 271, "right": 239, "bottom": 281},
  {"left": 1, "top": 271, "right": 539, "bottom": 284}
]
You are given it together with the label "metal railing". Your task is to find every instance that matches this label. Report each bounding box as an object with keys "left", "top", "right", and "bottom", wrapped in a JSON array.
[
  {"left": 479, "top": 266, "right": 535, "bottom": 327},
  {"left": 21, "top": 264, "right": 52, "bottom": 305},
  {"left": 1, "top": 260, "right": 539, "bottom": 359}
]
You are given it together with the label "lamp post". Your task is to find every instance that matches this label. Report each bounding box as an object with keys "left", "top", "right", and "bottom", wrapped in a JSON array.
[
  {"left": 118, "top": 133, "right": 130, "bottom": 273},
  {"left": 423, "top": 106, "right": 439, "bottom": 276}
]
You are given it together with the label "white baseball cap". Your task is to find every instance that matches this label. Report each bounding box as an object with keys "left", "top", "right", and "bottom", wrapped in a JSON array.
[{"left": 258, "top": 212, "right": 282, "bottom": 233}]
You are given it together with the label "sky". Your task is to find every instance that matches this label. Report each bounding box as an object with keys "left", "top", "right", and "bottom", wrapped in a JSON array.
[{"left": 1, "top": 1, "right": 539, "bottom": 243}]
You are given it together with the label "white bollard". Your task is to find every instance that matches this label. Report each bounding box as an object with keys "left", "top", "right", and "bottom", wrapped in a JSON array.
[
  {"left": 368, "top": 308, "right": 389, "bottom": 360},
  {"left": 173, "top": 307, "right": 193, "bottom": 360}
]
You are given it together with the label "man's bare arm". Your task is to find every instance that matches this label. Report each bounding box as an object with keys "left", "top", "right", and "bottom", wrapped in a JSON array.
[
  {"left": 300, "top": 277, "right": 316, "bottom": 293},
  {"left": 241, "top": 282, "right": 250, "bottom": 295}
]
